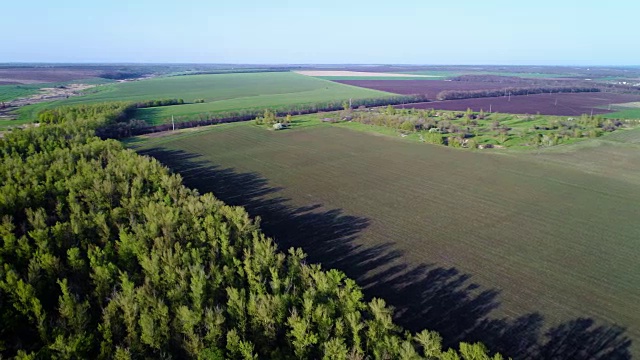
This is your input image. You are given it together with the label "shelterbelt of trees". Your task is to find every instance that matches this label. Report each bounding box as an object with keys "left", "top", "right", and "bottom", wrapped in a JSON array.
[{"left": 0, "top": 103, "right": 505, "bottom": 358}]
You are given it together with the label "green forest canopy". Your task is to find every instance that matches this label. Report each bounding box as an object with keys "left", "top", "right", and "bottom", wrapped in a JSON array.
[{"left": 0, "top": 104, "right": 504, "bottom": 358}]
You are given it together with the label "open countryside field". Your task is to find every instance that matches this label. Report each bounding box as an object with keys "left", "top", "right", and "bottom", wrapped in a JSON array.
[
  {"left": 133, "top": 121, "right": 640, "bottom": 358},
  {"left": 335, "top": 79, "right": 520, "bottom": 98},
  {"left": 401, "top": 92, "right": 640, "bottom": 116},
  {"left": 608, "top": 102, "right": 640, "bottom": 119},
  {"left": 294, "top": 70, "right": 440, "bottom": 78},
  {"left": 399, "top": 70, "right": 578, "bottom": 79},
  {"left": 29, "top": 72, "right": 393, "bottom": 124},
  {"left": 0, "top": 84, "right": 45, "bottom": 102},
  {"left": 295, "top": 70, "right": 444, "bottom": 81}
]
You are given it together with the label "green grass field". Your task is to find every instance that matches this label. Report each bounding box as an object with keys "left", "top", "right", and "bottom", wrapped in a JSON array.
[
  {"left": 607, "top": 106, "right": 640, "bottom": 119},
  {"left": 0, "top": 84, "right": 44, "bottom": 102},
  {"left": 132, "top": 119, "right": 640, "bottom": 357},
  {"left": 22, "top": 72, "right": 393, "bottom": 125}
]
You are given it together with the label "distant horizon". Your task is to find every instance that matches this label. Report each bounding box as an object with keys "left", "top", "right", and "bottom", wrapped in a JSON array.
[{"left": 1, "top": 62, "right": 639, "bottom": 68}]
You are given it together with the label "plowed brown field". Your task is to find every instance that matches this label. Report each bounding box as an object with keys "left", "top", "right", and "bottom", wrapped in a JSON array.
[{"left": 397, "top": 92, "right": 640, "bottom": 116}]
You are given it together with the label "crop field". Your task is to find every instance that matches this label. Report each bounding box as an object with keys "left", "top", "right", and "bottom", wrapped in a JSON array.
[
  {"left": 401, "top": 92, "right": 640, "bottom": 116},
  {"left": 133, "top": 120, "right": 640, "bottom": 357},
  {"left": 399, "top": 70, "right": 576, "bottom": 79},
  {"left": 294, "top": 70, "right": 440, "bottom": 78},
  {"left": 607, "top": 102, "right": 640, "bottom": 119},
  {"left": 335, "top": 80, "right": 519, "bottom": 98},
  {"left": 608, "top": 108, "right": 640, "bottom": 119},
  {"left": 38, "top": 72, "right": 392, "bottom": 124},
  {"left": 0, "top": 84, "right": 44, "bottom": 102}
]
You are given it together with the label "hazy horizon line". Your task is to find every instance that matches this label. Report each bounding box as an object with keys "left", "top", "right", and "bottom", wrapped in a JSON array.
[{"left": 1, "top": 62, "right": 639, "bottom": 68}]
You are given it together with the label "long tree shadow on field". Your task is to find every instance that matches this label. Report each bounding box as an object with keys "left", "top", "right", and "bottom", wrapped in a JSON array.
[{"left": 140, "top": 147, "right": 632, "bottom": 360}]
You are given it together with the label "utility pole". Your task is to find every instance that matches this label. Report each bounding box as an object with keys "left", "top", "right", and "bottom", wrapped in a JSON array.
[
  {"left": 349, "top": 98, "right": 352, "bottom": 108},
  {"left": 172, "top": 115, "right": 175, "bottom": 131}
]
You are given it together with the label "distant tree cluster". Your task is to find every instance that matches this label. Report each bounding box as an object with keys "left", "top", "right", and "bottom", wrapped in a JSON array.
[
  {"left": 255, "top": 110, "right": 293, "bottom": 127},
  {"left": 135, "top": 98, "right": 184, "bottom": 108},
  {"left": 37, "top": 102, "right": 136, "bottom": 126},
  {"left": 98, "top": 71, "right": 146, "bottom": 80},
  {"left": 2, "top": 104, "right": 505, "bottom": 358},
  {"left": 254, "top": 109, "right": 278, "bottom": 125}
]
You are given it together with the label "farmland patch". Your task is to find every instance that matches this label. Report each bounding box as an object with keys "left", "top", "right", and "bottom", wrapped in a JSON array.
[
  {"left": 134, "top": 123, "right": 640, "bottom": 358},
  {"left": 294, "top": 70, "right": 440, "bottom": 78},
  {"left": 335, "top": 80, "right": 520, "bottom": 98},
  {"left": 28, "top": 72, "right": 393, "bottom": 125},
  {"left": 401, "top": 92, "right": 640, "bottom": 116}
]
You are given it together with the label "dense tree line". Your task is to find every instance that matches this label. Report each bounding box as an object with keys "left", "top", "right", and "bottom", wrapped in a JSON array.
[
  {"left": 38, "top": 102, "right": 137, "bottom": 127},
  {"left": 435, "top": 87, "right": 600, "bottom": 101},
  {"left": 1, "top": 106, "right": 504, "bottom": 358},
  {"left": 135, "top": 98, "right": 185, "bottom": 108},
  {"left": 99, "top": 72, "right": 147, "bottom": 80},
  {"left": 37, "top": 100, "right": 184, "bottom": 127}
]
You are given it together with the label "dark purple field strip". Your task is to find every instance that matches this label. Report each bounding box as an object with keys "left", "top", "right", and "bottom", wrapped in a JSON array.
[
  {"left": 336, "top": 80, "right": 511, "bottom": 98},
  {"left": 395, "top": 93, "right": 640, "bottom": 116},
  {"left": 0, "top": 69, "right": 101, "bottom": 83}
]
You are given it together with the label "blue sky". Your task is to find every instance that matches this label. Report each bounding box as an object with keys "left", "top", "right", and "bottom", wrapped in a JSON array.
[{"left": 2, "top": 0, "right": 638, "bottom": 65}]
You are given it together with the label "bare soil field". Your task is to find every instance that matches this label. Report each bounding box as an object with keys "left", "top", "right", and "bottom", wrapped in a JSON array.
[
  {"left": 0, "top": 68, "right": 102, "bottom": 84},
  {"left": 336, "top": 80, "right": 517, "bottom": 99},
  {"left": 398, "top": 92, "right": 640, "bottom": 116}
]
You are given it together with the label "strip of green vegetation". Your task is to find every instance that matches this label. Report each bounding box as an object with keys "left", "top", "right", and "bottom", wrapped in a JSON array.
[
  {"left": 606, "top": 107, "right": 640, "bottom": 119},
  {"left": 134, "top": 88, "right": 392, "bottom": 125},
  {"left": 48, "top": 72, "right": 391, "bottom": 105},
  {"left": 0, "top": 84, "right": 43, "bottom": 102},
  {"left": 19, "top": 72, "right": 393, "bottom": 125}
]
